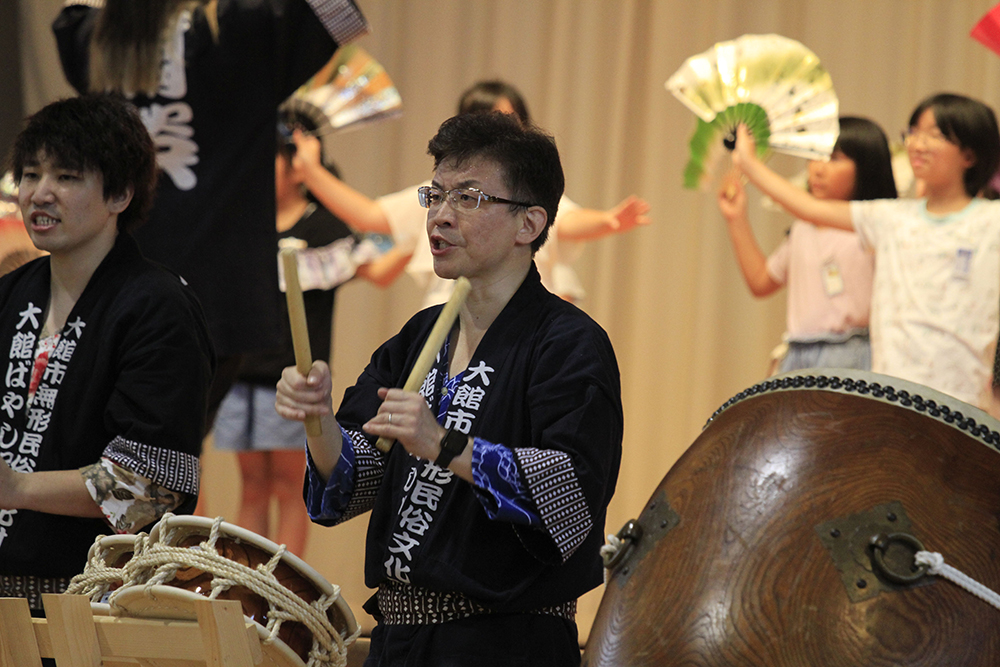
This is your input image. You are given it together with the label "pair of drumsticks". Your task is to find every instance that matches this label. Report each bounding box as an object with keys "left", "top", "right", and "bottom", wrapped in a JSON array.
[{"left": 279, "top": 245, "right": 471, "bottom": 453}]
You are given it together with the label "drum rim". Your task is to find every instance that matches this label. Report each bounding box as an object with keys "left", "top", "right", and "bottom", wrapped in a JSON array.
[
  {"left": 146, "top": 513, "right": 358, "bottom": 638},
  {"left": 706, "top": 368, "right": 1000, "bottom": 453},
  {"left": 85, "top": 533, "right": 136, "bottom": 564}
]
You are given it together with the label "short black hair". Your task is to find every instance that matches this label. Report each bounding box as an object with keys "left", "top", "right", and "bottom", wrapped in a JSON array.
[
  {"left": 457, "top": 80, "right": 531, "bottom": 125},
  {"left": 427, "top": 111, "right": 563, "bottom": 252},
  {"left": 835, "top": 116, "right": 898, "bottom": 201},
  {"left": 908, "top": 93, "right": 1000, "bottom": 197},
  {"left": 11, "top": 94, "right": 157, "bottom": 233},
  {"left": 276, "top": 109, "right": 342, "bottom": 186}
]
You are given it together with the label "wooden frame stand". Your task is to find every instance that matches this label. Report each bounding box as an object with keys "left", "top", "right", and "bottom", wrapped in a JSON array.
[{"left": 0, "top": 594, "right": 262, "bottom": 667}]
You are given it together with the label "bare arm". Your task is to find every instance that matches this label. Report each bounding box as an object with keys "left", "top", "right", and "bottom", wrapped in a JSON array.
[
  {"left": 292, "top": 131, "right": 392, "bottom": 235},
  {"left": 355, "top": 246, "right": 414, "bottom": 287},
  {"left": 0, "top": 463, "right": 103, "bottom": 518},
  {"left": 717, "top": 175, "right": 782, "bottom": 297},
  {"left": 275, "top": 360, "right": 342, "bottom": 481},
  {"left": 556, "top": 195, "right": 651, "bottom": 241},
  {"left": 733, "top": 125, "right": 853, "bottom": 231}
]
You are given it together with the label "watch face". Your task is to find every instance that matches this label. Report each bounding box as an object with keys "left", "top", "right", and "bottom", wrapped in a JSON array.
[
  {"left": 435, "top": 429, "right": 468, "bottom": 468},
  {"left": 443, "top": 429, "right": 467, "bottom": 454}
]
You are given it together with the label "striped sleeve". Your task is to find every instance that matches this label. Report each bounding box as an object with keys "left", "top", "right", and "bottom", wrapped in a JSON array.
[
  {"left": 102, "top": 436, "right": 200, "bottom": 496},
  {"left": 306, "top": 0, "right": 369, "bottom": 44},
  {"left": 304, "top": 426, "right": 387, "bottom": 525},
  {"left": 513, "top": 447, "right": 593, "bottom": 562}
]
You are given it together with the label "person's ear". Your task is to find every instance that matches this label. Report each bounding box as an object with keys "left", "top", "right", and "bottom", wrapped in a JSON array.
[
  {"left": 108, "top": 187, "right": 134, "bottom": 214},
  {"left": 516, "top": 206, "right": 547, "bottom": 247},
  {"left": 961, "top": 148, "right": 977, "bottom": 171}
]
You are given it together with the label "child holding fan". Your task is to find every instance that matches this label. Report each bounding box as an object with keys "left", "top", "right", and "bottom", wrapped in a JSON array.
[
  {"left": 718, "top": 116, "right": 897, "bottom": 373},
  {"left": 732, "top": 93, "right": 1000, "bottom": 410}
]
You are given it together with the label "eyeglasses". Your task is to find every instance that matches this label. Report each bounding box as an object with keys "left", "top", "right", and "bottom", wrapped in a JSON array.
[
  {"left": 417, "top": 185, "right": 534, "bottom": 211},
  {"left": 902, "top": 127, "right": 953, "bottom": 148}
]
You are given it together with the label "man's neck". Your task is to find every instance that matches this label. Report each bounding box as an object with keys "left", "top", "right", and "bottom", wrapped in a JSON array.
[
  {"left": 46, "top": 231, "right": 117, "bottom": 332},
  {"left": 451, "top": 261, "right": 530, "bottom": 373}
]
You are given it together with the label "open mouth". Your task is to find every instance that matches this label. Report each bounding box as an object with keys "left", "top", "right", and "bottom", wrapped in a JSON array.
[
  {"left": 430, "top": 236, "right": 454, "bottom": 252},
  {"left": 31, "top": 214, "right": 59, "bottom": 231}
]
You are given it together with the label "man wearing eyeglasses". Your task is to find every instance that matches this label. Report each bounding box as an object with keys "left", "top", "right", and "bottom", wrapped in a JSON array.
[{"left": 276, "top": 111, "right": 623, "bottom": 666}]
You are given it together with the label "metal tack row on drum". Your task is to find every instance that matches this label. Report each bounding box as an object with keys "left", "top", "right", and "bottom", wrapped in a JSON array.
[
  {"left": 585, "top": 369, "right": 1000, "bottom": 667},
  {"left": 68, "top": 513, "right": 360, "bottom": 667}
]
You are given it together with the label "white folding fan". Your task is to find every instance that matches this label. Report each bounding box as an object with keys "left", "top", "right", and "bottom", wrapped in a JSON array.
[{"left": 666, "top": 34, "right": 839, "bottom": 190}]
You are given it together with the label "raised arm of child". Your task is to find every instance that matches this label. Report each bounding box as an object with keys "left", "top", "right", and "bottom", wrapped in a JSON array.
[
  {"left": 717, "top": 174, "right": 782, "bottom": 297},
  {"left": 356, "top": 245, "right": 413, "bottom": 287},
  {"left": 292, "top": 130, "right": 392, "bottom": 235},
  {"left": 556, "top": 194, "right": 651, "bottom": 241},
  {"left": 733, "top": 125, "right": 853, "bottom": 231}
]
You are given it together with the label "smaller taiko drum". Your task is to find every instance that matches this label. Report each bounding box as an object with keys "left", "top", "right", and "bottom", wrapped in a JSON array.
[
  {"left": 94, "top": 514, "right": 359, "bottom": 667},
  {"left": 67, "top": 533, "right": 139, "bottom": 614}
]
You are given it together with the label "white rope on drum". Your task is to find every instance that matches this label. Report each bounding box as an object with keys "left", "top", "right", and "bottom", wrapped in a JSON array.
[
  {"left": 71, "top": 514, "right": 355, "bottom": 667},
  {"left": 67, "top": 532, "right": 148, "bottom": 602},
  {"left": 600, "top": 533, "right": 624, "bottom": 584},
  {"left": 915, "top": 550, "right": 1000, "bottom": 611}
]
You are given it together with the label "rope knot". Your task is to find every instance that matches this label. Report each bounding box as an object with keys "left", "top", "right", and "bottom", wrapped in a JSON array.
[{"left": 914, "top": 550, "right": 945, "bottom": 574}]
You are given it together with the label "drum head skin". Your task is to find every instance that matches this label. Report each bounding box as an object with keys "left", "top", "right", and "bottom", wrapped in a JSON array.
[{"left": 585, "top": 370, "right": 1000, "bottom": 667}]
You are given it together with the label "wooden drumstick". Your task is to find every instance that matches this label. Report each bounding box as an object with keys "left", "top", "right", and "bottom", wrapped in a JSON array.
[
  {"left": 375, "top": 276, "right": 471, "bottom": 453},
  {"left": 279, "top": 241, "right": 322, "bottom": 437}
]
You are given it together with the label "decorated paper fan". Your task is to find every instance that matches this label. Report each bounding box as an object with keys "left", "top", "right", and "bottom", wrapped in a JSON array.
[
  {"left": 972, "top": 3, "right": 1000, "bottom": 56},
  {"left": 666, "top": 34, "right": 839, "bottom": 190},
  {"left": 282, "top": 44, "right": 402, "bottom": 137}
]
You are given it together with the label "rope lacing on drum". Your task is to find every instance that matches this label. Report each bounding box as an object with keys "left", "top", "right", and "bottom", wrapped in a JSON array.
[
  {"left": 95, "top": 513, "right": 352, "bottom": 667},
  {"left": 66, "top": 532, "right": 149, "bottom": 601},
  {"left": 914, "top": 551, "right": 1000, "bottom": 611}
]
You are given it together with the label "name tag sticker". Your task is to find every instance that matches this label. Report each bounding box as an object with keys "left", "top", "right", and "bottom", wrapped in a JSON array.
[
  {"left": 953, "top": 248, "right": 973, "bottom": 281},
  {"left": 823, "top": 262, "right": 844, "bottom": 297}
]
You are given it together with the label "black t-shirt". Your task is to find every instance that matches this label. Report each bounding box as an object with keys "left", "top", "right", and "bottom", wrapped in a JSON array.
[{"left": 238, "top": 204, "right": 354, "bottom": 384}]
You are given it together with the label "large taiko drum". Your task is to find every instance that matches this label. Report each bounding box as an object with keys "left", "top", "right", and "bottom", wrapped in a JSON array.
[
  {"left": 70, "top": 514, "right": 359, "bottom": 667},
  {"left": 584, "top": 370, "right": 1000, "bottom": 667}
]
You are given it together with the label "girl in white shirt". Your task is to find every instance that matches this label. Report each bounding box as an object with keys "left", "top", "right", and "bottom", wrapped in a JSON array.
[{"left": 732, "top": 93, "right": 1000, "bottom": 410}]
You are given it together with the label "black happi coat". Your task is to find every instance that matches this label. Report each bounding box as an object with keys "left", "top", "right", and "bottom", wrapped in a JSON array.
[
  {"left": 336, "top": 264, "right": 623, "bottom": 612},
  {"left": 0, "top": 234, "right": 214, "bottom": 579},
  {"left": 53, "top": 0, "right": 360, "bottom": 356}
]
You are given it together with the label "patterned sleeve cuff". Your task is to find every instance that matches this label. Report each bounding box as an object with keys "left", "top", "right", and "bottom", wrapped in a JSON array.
[
  {"left": 512, "top": 447, "right": 593, "bottom": 563},
  {"left": 470, "top": 439, "right": 543, "bottom": 528},
  {"left": 304, "top": 430, "right": 356, "bottom": 524},
  {"left": 306, "top": 0, "right": 369, "bottom": 44},
  {"left": 102, "top": 436, "right": 200, "bottom": 496},
  {"left": 304, "top": 426, "right": 387, "bottom": 524},
  {"left": 82, "top": 458, "right": 186, "bottom": 534}
]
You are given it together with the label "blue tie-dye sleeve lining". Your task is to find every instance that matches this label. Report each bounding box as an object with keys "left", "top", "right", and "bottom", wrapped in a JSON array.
[
  {"left": 470, "top": 437, "right": 543, "bottom": 528},
  {"left": 303, "top": 428, "right": 356, "bottom": 525}
]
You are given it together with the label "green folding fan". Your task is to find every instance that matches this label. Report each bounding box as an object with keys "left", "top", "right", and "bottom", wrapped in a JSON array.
[{"left": 666, "top": 34, "right": 839, "bottom": 190}]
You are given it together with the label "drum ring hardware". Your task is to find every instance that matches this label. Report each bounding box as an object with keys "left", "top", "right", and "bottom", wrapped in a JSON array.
[
  {"left": 870, "top": 532, "right": 929, "bottom": 584},
  {"left": 605, "top": 520, "right": 643, "bottom": 571}
]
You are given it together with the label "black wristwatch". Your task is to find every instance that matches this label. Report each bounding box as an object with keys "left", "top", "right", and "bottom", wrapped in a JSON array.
[{"left": 434, "top": 428, "right": 468, "bottom": 468}]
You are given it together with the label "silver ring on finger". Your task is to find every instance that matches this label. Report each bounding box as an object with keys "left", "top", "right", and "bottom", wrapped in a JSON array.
[{"left": 388, "top": 413, "right": 393, "bottom": 425}]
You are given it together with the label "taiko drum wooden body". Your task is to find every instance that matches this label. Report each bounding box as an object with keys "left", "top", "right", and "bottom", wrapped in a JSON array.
[{"left": 584, "top": 370, "right": 1000, "bottom": 667}]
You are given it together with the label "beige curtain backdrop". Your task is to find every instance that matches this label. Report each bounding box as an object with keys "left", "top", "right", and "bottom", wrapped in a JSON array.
[{"left": 17, "top": 0, "right": 1000, "bottom": 642}]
